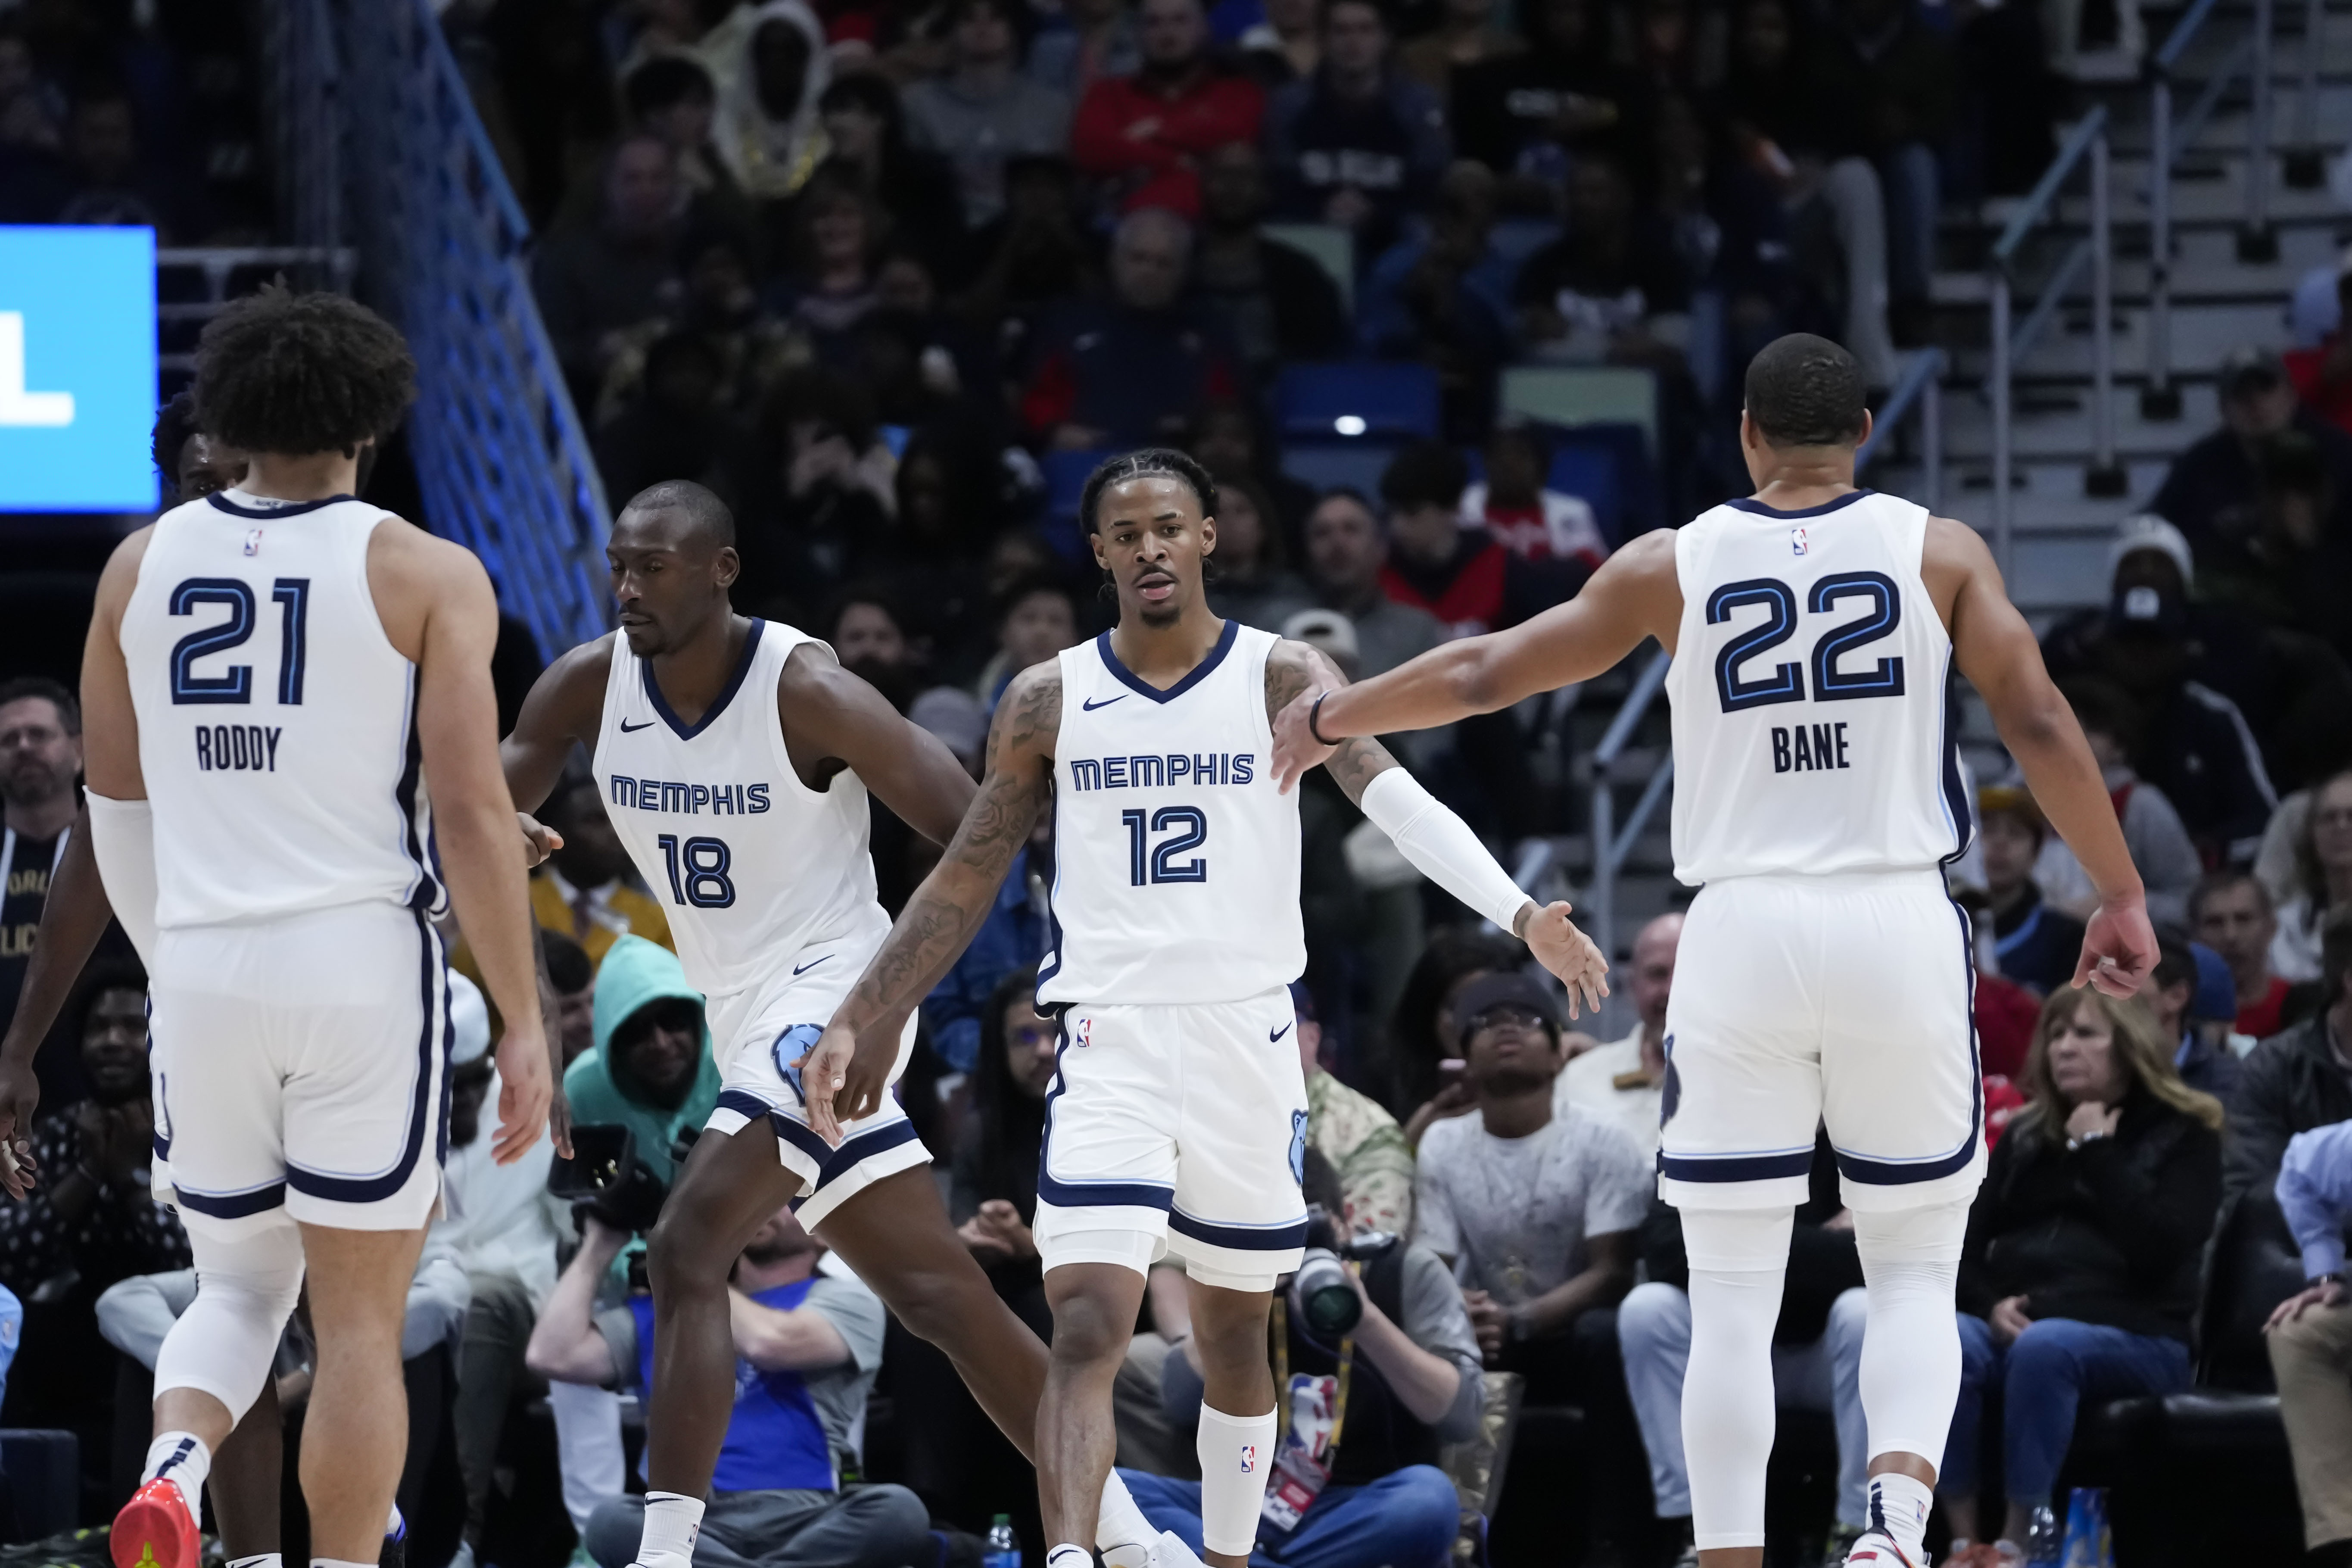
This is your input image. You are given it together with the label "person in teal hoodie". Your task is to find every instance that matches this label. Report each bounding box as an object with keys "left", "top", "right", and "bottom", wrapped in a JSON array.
[{"left": 564, "top": 935, "right": 723, "bottom": 1186}]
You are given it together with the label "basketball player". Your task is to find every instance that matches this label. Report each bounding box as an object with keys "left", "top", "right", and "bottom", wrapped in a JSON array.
[
  {"left": 50, "top": 287, "right": 554, "bottom": 1568},
  {"left": 498, "top": 479, "right": 1203, "bottom": 1568},
  {"left": 1268, "top": 336, "right": 2154, "bottom": 1568},
  {"left": 799, "top": 449, "right": 1609, "bottom": 1568}
]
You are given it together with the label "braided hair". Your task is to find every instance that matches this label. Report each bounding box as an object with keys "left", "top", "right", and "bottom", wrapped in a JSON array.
[{"left": 1076, "top": 446, "right": 1219, "bottom": 535}]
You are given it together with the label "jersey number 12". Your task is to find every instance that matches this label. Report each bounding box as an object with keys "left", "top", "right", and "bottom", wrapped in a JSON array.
[{"left": 1121, "top": 807, "right": 1207, "bottom": 885}]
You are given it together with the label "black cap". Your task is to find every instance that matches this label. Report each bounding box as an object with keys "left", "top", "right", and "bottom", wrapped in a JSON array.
[
  {"left": 1454, "top": 971, "right": 1559, "bottom": 1034},
  {"left": 2218, "top": 345, "right": 2287, "bottom": 401}
]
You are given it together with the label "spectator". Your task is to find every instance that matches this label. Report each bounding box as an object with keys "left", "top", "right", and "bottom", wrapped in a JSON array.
[
  {"left": 1303, "top": 489, "right": 1443, "bottom": 678},
  {"left": 775, "top": 165, "right": 886, "bottom": 364},
  {"left": 2287, "top": 249, "right": 2352, "bottom": 437},
  {"left": 2037, "top": 677, "right": 2202, "bottom": 930},
  {"left": 1262, "top": 0, "right": 1450, "bottom": 259},
  {"left": 0, "top": 963, "right": 188, "bottom": 1302},
  {"left": 1069, "top": 0, "right": 1265, "bottom": 217},
  {"left": 2194, "top": 868, "right": 2303, "bottom": 1039},
  {"left": 546, "top": 929, "right": 599, "bottom": 1069},
  {"left": 2151, "top": 346, "right": 2352, "bottom": 581},
  {"left": 623, "top": 55, "right": 754, "bottom": 233},
  {"left": 1188, "top": 140, "right": 1351, "bottom": 382},
  {"left": 815, "top": 75, "right": 966, "bottom": 281},
  {"left": 1027, "top": 0, "right": 1143, "bottom": 100},
  {"left": 1459, "top": 426, "right": 1607, "bottom": 570},
  {"left": 1450, "top": 0, "right": 1636, "bottom": 199},
  {"left": 1941, "top": 987, "right": 2224, "bottom": 1561},
  {"left": 740, "top": 369, "right": 900, "bottom": 605},
  {"left": 1412, "top": 971, "right": 1648, "bottom": 1554},
  {"left": 1554, "top": 911, "right": 1679, "bottom": 1153},
  {"left": 660, "top": 227, "right": 797, "bottom": 419},
  {"left": 2143, "top": 937, "right": 2242, "bottom": 1103},
  {"left": 903, "top": 0, "right": 1073, "bottom": 230},
  {"left": 1513, "top": 151, "right": 1688, "bottom": 372},
  {"left": 2266, "top": 1120, "right": 2352, "bottom": 1566},
  {"left": 1020, "top": 206, "right": 1242, "bottom": 449},
  {"left": 1239, "top": 0, "right": 1321, "bottom": 87},
  {"left": 828, "top": 585, "right": 918, "bottom": 699},
  {"left": 959, "top": 154, "right": 1105, "bottom": 357},
  {"left": 1186, "top": 399, "right": 1322, "bottom": 552},
  {"left": 561, "top": 934, "right": 723, "bottom": 1188},
  {"left": 1353, "top": 161, "right": 1514, "bottom": 435},
  {"left": 1395, "top": 0, "right": 1518, "bottom": 99},
  {"left": 2202, "top": 427, "right": 2352, "bottom": 662},
  {"left": 2273, "top": 769, "right": 2352, "bottom": 985},
  {"left": 2225, "top": 907, "right": 2352, "bottom": 1210},
  {"left": 973, "top": 577, "right": 1084, "bottom": 711},
  {"left": 1620, "top": 1135, "right": 1868, "bottom": 1564},
  {"left": 1977, "top": 786, "right": 2087, "bottom": 997},
  {"left": 1293, "top": 981, "right": 1416, "bottom": 1235},
  {"left": 0, "top": 676, "right": 89, "bottom": 1102},
  {"left": 921, "top": 854, "right": 1051, "bottom": 1078},
  {"left": 534, "top": 135, "right": 687, "bottom": 404},
  {"left": 53, "top": 85, "right": 188, "bottom": 239},
  {"left": 529, "top": 779, "right": 676, "bottom": 969},
  {"left": 1124, "top": 1153, "right": 1476, "bottom": 1568},
  {"left": 1206, "top": 477, "right": 1315, "bottom": 630},
  {"left": 710, "top": 0, "right": 832, "bottom": 205},
  {"left": 1376, "top": 441, "right": 1579, "bottom": 639},
  {"left": 594, "top": 331, "right": 742, "bottom": 504},
  {"left": 1809, "top": 0, "right": 1955, "bottom": 344},
  {"left": 525, "top": 1210, "right": 930, "bottom": 1568}
]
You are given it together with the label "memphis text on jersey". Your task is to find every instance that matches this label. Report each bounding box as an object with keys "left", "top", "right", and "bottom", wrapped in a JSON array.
[
  {"left": 607, "top": 776, "right": 774, "bottom": 816},
  {"left": 1065, "top": 751, "right": 1256, "bottom": 791}
]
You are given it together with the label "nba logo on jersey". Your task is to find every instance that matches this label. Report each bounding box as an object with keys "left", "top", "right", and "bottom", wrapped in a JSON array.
[
  {"left": 1239, "top": 1446, "right": 1257, "bottom": 1474},
  {"left": 1072, "top": 1015, "right": 1093, "bottom": 1047},
  {"left": 1789, "top": 527, "right": 1809, "bottom": 556},
  {"left": 243, "top": 528, "right": 263, "bottom": 556}
]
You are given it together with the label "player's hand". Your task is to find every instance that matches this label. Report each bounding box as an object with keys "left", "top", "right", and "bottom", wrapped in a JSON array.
[
  {"left": 491, "top": 1021, "right": 553, "bottom": 1164},
  {"left": 1519, "top": 900, "right": 1610, "bottom": 1018},
  {"left": 2266, "top": 1277, "right": 2346, "bottom": 1331},
  {"left": 1270, "top": 687, "right": 1338, "bottom": 795},
  {"left": 2073, "top": 892, "right": 2157, "bottom": 998},
  {"left": 795, "top": 1019, "right": 893, "bottom": 1145},
  {"left": 518, "top": 813, "right": 564, "bottom": 869},
  {"left": 0, "top": 1057, "right": 38, "bottom": 1197}
]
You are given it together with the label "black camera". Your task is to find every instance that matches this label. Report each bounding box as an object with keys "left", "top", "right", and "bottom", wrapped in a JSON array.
[
  {"left": 1288, "top": 1204, "right": 1401, "bottom": 1338},
  {"left": 546, "top": 1123, "right": 670, "bottom": 1234}
]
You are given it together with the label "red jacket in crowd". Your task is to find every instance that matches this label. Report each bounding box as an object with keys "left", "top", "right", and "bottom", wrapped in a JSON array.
[{"left": 1070, "top": 65, "right": 1265, "bottom": 219}]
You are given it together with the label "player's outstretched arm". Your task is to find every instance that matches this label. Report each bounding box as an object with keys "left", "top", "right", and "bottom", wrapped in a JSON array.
[
  {"left": 1267, "top": 643, "right": 1609, "bottom": 1016},
  {"left": 502, "top": 635, "right": 616, "bottom": 817},
  {"left": 375, "top": 524, "right": 551, "bottom": 1161},
  {"left": 776, "top": 642, "right": 977, "bottom": 846},
  {"left": 802, "top": 663, "right": 1059, "bottom": 1141},
  {"left": 1928, "top": 517, "right": 2153, "bottom": 996},
  {"left": 1271, "top": 530, "right": 1681, "bottom": 792}
]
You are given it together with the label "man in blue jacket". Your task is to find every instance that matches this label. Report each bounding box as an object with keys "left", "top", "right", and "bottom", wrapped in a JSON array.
[{"left": 2268, "top": 1119, "right": 2352, "bottom": 1564}]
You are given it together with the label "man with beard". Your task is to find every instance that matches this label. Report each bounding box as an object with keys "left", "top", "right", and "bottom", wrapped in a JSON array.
[{"left": 0, "top": 679, "right": 91, "bottom": 1085}]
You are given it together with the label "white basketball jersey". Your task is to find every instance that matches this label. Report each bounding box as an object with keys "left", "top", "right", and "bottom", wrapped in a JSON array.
[
  {"left": 1037, "top": 621, "right": 1304, "bottom": 1007},
  {"left": 591, "top": 620, "right": 890, "bottom": 998},
  {"left": 122, "top": 490, "right": 440, "bottom": 929},
  {"left": 1666, "top": 490, "right": 1969, "bottom": 884}
]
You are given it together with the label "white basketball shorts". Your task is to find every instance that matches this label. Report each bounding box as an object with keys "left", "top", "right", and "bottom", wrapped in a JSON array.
[
  {"left": 1034, "top": 986, "right": 1311, "bottom": 1292},
  {"left": 1657, "top": 869, "right": 1987, "bottom": 1214},
  {"left": 149, "top": 900, "right": 451, "bottom": 1238},
  {"left": 701, "top": 931, "right": 928, "bottom": 1231}
]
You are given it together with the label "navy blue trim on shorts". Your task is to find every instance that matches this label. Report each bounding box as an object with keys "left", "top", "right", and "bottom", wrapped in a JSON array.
[
  {"left": 283, "top": 910, "right": 445, "bottom": 1204},
  {"left": 1656, "top": 1148, "right": 1816, "bottom": 1183},
  {"left": 1168, "top": 1209, "right": 1309, "bottom": 1251},
  {"left": 644, "top": 619, "right": 765, "bottom": 741},
  {"left": 1034, "top": 1019, "right": 1174, "bottom": 1211},
  {"left": 173, "top": 1180, "right": 289, "bottom": 1219},
  {"left": 716, "top": 1088, "right": 773, "bottom": 1122},
  {"left": 763, "top": 1110, "right": 925, "bottom": 1195},
  {"left": 1724, "top": 489, "right": 1875, "bottom": 520},
  {"left": 1095, "top": 618, "right": 1237, "bottom": 705},
  {"left": 1832, "top": 891, "right": 1983, "bottom": 1186},
  {"left": 206, "top": 492, "right": 355, "bottom": 519}
]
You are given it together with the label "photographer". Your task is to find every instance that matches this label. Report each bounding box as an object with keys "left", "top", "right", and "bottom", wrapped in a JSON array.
[
  {"left": 525, "top": 1207, "right": 930, "bottom": 1568},
  {"left": 1120, "top": 1151, "right": 1477, "bottom": 1568},
  {"left": 561, "top": 935, "right": 724, "bottom": 1186}
]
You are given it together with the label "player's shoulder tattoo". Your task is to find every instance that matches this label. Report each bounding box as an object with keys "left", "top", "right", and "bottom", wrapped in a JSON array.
[
  {"left": 991, "top": 661, "right": 1064, "bottom": 763},
  {"left": 1263, "top": 638, "right": 1327, "bottom": 720}
]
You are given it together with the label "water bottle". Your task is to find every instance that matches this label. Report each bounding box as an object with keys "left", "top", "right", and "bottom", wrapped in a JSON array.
[
  {"left": 2024, "top": 1503, "right": 2062, "bottom": 1566},
  {"left": 983, "top": 1514, "right": 1022, "bottom": 1568}
]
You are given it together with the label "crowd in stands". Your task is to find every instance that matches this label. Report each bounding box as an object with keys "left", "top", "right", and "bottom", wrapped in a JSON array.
[{"left": 6, "top": 0, "right": 2352, "bottom": 1565}]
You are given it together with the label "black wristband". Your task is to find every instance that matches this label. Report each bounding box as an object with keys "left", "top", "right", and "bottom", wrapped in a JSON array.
[{"left": 1308, "top": 691, "right": 1336, "bottom": 746}]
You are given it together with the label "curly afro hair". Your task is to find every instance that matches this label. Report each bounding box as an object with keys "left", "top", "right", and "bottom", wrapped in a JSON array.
[{"left": 192, "top": 285, "right": 417, "bottom": 458}]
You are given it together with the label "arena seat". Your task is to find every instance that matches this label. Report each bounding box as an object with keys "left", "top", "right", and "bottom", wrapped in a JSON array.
[{"left": 1274, "top": 363, "right": 1441, "bottom": 444}]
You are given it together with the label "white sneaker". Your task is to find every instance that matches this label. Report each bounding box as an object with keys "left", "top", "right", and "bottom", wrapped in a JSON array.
[
  {"left": 1840, "top": 1531, "right": 1922, "bottom": 1568},
  {"left": 1152, "top": 1531, "right": 1211, "bottom": 1568}
]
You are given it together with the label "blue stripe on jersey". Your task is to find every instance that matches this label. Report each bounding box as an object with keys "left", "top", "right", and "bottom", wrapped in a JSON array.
[
  {"left": 1833, "top": 892, "right": 1983, "bottom": 1185},
  {"left": 1033, "top": 787, "right": 1067, "bottom": 1008},
  {"left": 1723, "top": 489, "right": 1877, "bottom": 519},
  {"left": 393, "top": 670, "right": 444, "bottom": 913},
  {"left": 204, "top": 491, "right": 355, "bottom": 519},
  {"left": 1094, "top": 617, "right": 1238, "bottom": 705},
  {"left": 1936, "top": 652, "right": 1971, "bottom": 863},
  {"left": 1168, "top": 1208, "right": 1309, "bottom": 1251},
  {"left": 642, "top": 620, "right": 766, "bottom": 741},
  {"left": 284, "top": 909, "right": 448, "bottom": 1203}
]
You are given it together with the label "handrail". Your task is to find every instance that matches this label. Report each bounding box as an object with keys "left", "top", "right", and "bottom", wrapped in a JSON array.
[
  {"left": 1993, "top": 106, "right": 2110, "bottom": 265},
  {"left": 1588, "top": 644, "right": 1673, "bottom": 962},
  {"left": 1856, "top": 348, "right": 1948, "bottom": 513},
  {"left": 2143, "top": 4, "right": 2255, "bottom": 418},
  {"left": 2153, "top": 0, "right": 2224, "bottom": 70}
]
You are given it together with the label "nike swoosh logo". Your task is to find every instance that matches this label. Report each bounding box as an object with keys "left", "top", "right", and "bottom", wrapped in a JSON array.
[
  {"left": 618, "top": 718, "right": 656, "bottom": 733},
  {"left": 1081, "top": 695, "right": 1126, "bottom": 711},
  {"left": 1270, "top": 1021, "right": 1293, "bottom": 1042},
  {"left": 792, "top": 956, "right": 831, "bottom": 976}
]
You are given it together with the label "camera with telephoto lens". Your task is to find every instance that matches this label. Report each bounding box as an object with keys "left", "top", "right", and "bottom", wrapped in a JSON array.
[
  {"left": 545, "top": 1123, "right": 672, "bottom": 1234},
  {"left": 1287, "top": 1205, "right": 1401, "bottom": 1338}
]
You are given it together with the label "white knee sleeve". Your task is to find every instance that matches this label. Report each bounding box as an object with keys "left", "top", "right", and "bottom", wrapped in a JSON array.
[
  {"left": 1680, "top": 1207, "right": 1793, "bottom": 1551},
  {"left": 1852, "top": 1200, "right": 1968, "bottom": 1471},
  {"left": 153, "top": 1223, "right": 306, "bottom": 1422}
]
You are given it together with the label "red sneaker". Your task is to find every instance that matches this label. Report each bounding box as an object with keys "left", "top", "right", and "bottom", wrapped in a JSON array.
[{"left": 111, "top": 1478, "right": 199, "bottom": 1568}]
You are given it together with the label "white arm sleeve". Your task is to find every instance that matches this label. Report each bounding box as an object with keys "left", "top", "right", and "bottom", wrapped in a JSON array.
[
  {"left": 1356, "top": 766, "right": 1531, "bottom": 934},
  {"left": 84, "top": 792, "right": 158, "bottom": 967}
]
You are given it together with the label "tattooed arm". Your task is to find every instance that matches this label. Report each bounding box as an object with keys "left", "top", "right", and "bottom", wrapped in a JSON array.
[
  {"left": 800, "top": 663, "right": 1062, "bottom": 1140},
  {"left": 1269, "top": 641, "right": 1610, "bottom": 1013}
]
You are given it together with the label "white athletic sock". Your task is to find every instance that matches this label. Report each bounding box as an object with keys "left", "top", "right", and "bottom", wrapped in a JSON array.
[
  {"left": 143, "top": 1431, "right": 211, "bottom": 1527},
  {"left": 227, "top": 1554, "right": 282, "bottom": 1568},
  {"left": 1045, "top": 1545, "right": 1092, "bottom": 1568},
  {"left": 1195, "top": 1403, "right": 1277, "bottom": 1558},
  {"left": 1863, "top": 1471, "right": 1932, "bottom": 1560},
  {"left": 1097, "top": 1468, "right": 1154, "bottom": 1566},
  {"left": 634, "top": 1491, "right": 704, "bottom": 1568}
]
